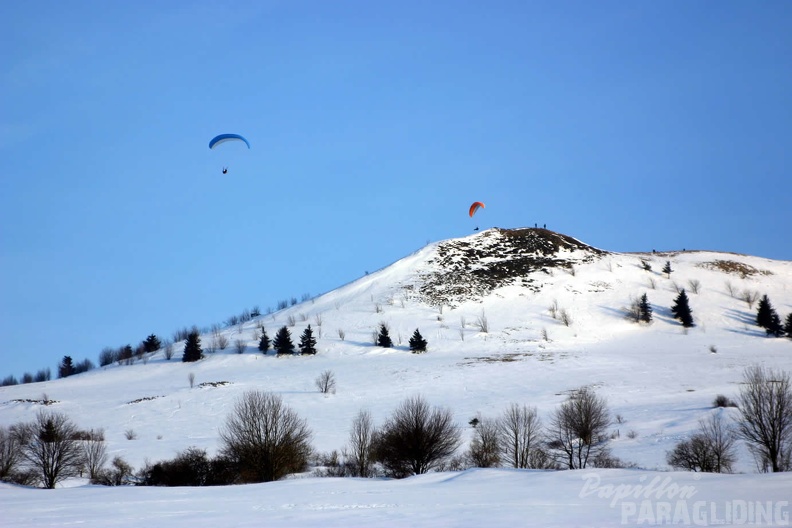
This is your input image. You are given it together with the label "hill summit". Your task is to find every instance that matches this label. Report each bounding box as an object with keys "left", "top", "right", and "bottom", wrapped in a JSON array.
[{"left": 417, "top": 227, "right": 606, "bottom": 306}]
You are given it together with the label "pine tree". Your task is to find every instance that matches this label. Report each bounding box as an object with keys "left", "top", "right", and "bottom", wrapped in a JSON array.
[
  {"left": 766, "top": 311, "right": 784, "bottom": 337},
  {"left": 755, "top": 295, "right": 782, "bottom": 336},
  {"left": 638, "top": 293, "right": 653, "bottom": 323},
  {"left": 298, "top": 325, "right": 317, "bottom": 355},
  {"left": 273, "top": 326, "right": 295, "bottom": 356},
  {"left": 671, "top": 289, "right": 694, "bottom": 328},
  {"left": 182, "top": 331, "right": 203, "bottom": 362},
  {"left": 376, "top": 323, "right": 393, "bottom": 348},
  {"left": 258, "top": 329, "right": 270, "bottom": 353},
  {"left": 662, "top": 261, "right": 673, "bottom": 279},
  {"left": 409, "top": 329, "right": 427, "bottom": 353},
  {"left": 58, "top": 356, "right": 75, "bottom": 378},
  {"left": 142, "top": 334, "right": 162, "bottom": 353},
  {"left": 784, "top": 313, "right": 792, "bottom": 339}
]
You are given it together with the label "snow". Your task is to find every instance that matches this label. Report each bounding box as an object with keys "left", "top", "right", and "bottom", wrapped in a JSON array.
[{"left": 1, "top": 228, "right": 791, "bottom": 526}]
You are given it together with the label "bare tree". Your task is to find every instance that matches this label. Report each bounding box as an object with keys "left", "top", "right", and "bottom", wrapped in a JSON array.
[
  {"left": 18, "top": 411, "right": 84, "bottom": 488},
  {"left": 234, "top": 339, "right": 246, "bottom": 354},
  {"left": 0, "top": 425, "right": 22, "bottom": 480},
  {"left": 736, "top": 365, "right": 792, "bottom": 472},
  {"left": 467, "top": 417, "right": 501, "bottom": 468},
  {"left": 219, "top": 391, "right": 313, "bottom": 482},
  {"left": 315, "top": 370, "right": 336, "bottom": 394},
  {"left": 347, "top": 409, "right": 376, "bottom": 477},
  {"left": 667, "top": 412, "right": 736, "bottom": 473},
  {"left": 81, "top": 429, "right": 108, "bottom": 480},
  {"left": 548, "top": 387, "right": 611, "bottom": 469},
  {"left": 374, "top": 395, "right": 461, "bottom": 478},
  {"left": 699, "top": 412, "right": 737, "bottom": 473},
  {"left": 498, "top": 404, "right": 543, "bottom": 469}
]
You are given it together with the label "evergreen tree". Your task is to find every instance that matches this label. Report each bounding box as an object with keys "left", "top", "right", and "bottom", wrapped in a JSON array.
[
  {"left": 662, "top": 261, "right": 673, "bottom": 279},
  {"left": 409, "top": 329, "right": 427, "bottom": 353},
  {"left": 298, "top": 325, "right": 317, "bottom": 355},
  {"left": 273, "top": 326, "right": 295, "bottom": 356},
  {"left": 376, "top": 323, "right": 393, "bottom": 348},
  {"left": 638, "top": 293, "right": 653, "bottom": 323},
  {"left": 182, "top": 331, "right": 203, "bottom": 362},
  {"left": 766, "top": 311, "right": 784, "bottom": 337},
  {"left": 755, "top": 295, "right": 783, "bottom": 336},
  {"left": 142, "top": 334, "right": 162, "bottom": 353},
  {"left": 258, "top": 329, "right": 270, "bottom": 353},
  {"left": 671, "top": 289, "right": 694, "bottom": 328},
  {"left": 58, "top": 356, "right": 75, "bottom": 378},
  {"left": 784, "top": 313, "right": 792, "bottom": 339}
]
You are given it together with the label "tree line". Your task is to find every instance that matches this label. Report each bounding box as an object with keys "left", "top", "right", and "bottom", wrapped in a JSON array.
[{"left": 1, "top": 365, "right": 789, "bottom": 489}]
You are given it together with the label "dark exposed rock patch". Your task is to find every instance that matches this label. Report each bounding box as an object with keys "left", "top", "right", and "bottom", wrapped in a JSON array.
[{"left": 416, "top": 228, "right": 606, "bottom": 307}]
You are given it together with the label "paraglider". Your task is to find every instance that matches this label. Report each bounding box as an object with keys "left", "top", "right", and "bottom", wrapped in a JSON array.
[
  {"left": 209, "top": 134, "right": 251, "bottom": 150},
  {"left": 209, "top": 134, "right": 250, "bottom": 174},
  {"left": 469, "top": 201, "right": 485, "bottom": 217},
  {"left": 469, "top": 201, "right": 485, "bottom": 231}
]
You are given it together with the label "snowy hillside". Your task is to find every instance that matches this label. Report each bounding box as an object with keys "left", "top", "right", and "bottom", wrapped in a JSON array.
[{"left": 2, "top": 227, "right": 791, "bottom": 526}]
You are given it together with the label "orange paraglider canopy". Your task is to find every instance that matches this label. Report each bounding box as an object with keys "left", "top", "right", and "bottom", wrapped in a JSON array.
[{"left": 469, "top": 201, "right": 485, "bottom": 217}]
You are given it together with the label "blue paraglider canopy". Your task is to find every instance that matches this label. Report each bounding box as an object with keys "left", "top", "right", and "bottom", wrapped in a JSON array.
[{"left": 209, "top": 134, "right": 251, "bottom": 149}]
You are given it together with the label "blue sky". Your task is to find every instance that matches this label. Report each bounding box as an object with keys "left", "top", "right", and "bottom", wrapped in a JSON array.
[{"left": 2, "top": 1, "right": 791, "bottom": 379}]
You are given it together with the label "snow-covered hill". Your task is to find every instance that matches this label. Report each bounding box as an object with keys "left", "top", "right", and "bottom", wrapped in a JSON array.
[{"left": 2, "top": 227, "right": 791, "bottom": 526}]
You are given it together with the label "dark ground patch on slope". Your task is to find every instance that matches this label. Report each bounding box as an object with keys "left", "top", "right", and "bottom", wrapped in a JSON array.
[{"left": 416, "top": 228, "right": 606, "bottom": 306}]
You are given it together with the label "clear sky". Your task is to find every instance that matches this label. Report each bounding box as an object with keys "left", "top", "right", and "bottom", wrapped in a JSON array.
[{"left": 2, "top": 1, "right": 791, "bottom": 379}]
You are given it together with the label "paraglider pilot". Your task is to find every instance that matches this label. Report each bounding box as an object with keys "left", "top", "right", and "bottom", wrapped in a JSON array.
[{"left": 222, "top": 167, "right": 228, "bottom": 175}]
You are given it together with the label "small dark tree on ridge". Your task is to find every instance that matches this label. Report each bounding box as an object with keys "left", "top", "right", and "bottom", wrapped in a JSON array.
[{"left": 182, "top": 332, "right": 203, "bottom": 362}]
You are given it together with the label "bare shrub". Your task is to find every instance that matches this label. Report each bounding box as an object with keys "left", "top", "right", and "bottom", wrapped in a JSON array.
[
  {"left": 314, "top": 313, "right": 323, "bottom": 327},
  {"left": 374, "top": 396, "right": 461, "bottom": 478},
  {"left": 474, "top": 311, "right": 489, "bottom": 333},
  {"left": 234, "top": 339, "right": 246, "bottom": 354},
  {"left": 559, "top": 309, "right": 572, "bottom": 327},
  {"left": 216, "top": 334, "right": 229, "bottom": 350},
  {"left": 736, "top": 365, "right": 792, "bottom": 472},
  {"left": 498, "top": 404, "right": 543, "bottom": 469},
  {"left": 315, "top": 370, "right": 336, "bottom": 394},
  {"left": 81, "top": 429, "right": 108, "bottom": 480},
  {"left": 99, "top": 347, "right": 117, "bottom": 367},
  {"left": 188, "top": 372, "right": 195, "bottom": 388},
  {"left": 713, "top": 394, "right": 736, "bottom": 408},
  {"left": 725, "top": 281, "right": 737, "bottom": 298},
  {"left": 647, "top": 277, "right": 657, "bottom": 290},
  {"left": 92, "top": 456, "right": 133, "bottom": 486},
  {"left": 460, "top": 316, "right": 466, "bottom": 329},
  {"left": 688, "top": 279, "right": 702, "bottom": 294},
  {"left": 626, "top": 430, "right": 638, "bottom": 439},
  {"left": 541, "top": 327, "right": 549, "bottom": 342},
  {"left": 125, "top": 429, "right": 137, "bottom": 440},
  {"left": 467, "top": 417, "right": 501, "bottom": 468},
  {"left": 741, "top": 290, "right": 760, "bottom": 309},
  {"left": 163, "top": 341, "right": 175, "bottom": 360},
  {"left": 667, "top": 413, "right": 736, "bottom": 473},
  {"left": 347, "top": 409, "right": 376, "bottom": 477},
  {"left": 287, "top": 315, "right": 296, "bottom": 327},
  {"left": 17, "top": 411, "right": 84, "bottom": 488},
  {"left": 219, "top": 390, "right": 313, "bottom": 482},
  {"left": 548, "top": 387, "right": 610, "bottom": 469},
  {"left": 549, "top": 300, "right": 559, "bottom": 319},
  {"left": 338, "top": 329, "right": 346, "bottom": 341}
]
